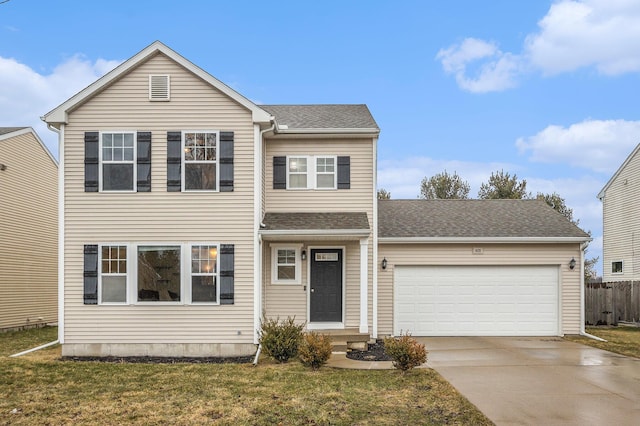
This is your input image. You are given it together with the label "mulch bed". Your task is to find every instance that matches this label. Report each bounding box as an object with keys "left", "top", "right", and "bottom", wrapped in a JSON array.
[
  {"left": 346, "top": 340, "right": 393, "bottom": 362},
  {"left": 61, "top": 355, "right": 254, "bottom": 364}
]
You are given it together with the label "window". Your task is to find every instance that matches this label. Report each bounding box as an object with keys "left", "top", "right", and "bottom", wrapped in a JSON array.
[
  {"left": 191, "top": 245, "right": 218, "bottom": 303},
  {"left": 285, "top": 155, "right": 337, "bottom": 189},
  {"left": 287, "top": 157, "right": 308, "bottom": 189},
  {"left": 315, "top": 156, "right": 336, "bottom": 189},
  {"left": 183, "top": 131, "right": 218, "bottom": 191},
  {"left": 137, "top": 246, "right": 181, "bottom": 302},
  {"left": 272, "top": 245, "right": 301, "bottom": 284},
  {"left": 101, "top": 132, "right": 136, "bottom": 191},
  {"left": 612, "top": 261, "right": 623, "bottom": 274},
  {"left": 100, "top": 245, "right": 127, "bottom": 303}
]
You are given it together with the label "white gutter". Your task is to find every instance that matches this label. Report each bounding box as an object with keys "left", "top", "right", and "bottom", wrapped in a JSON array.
[
  {"left": 379, "top": 237, "right": 592, "bottom": 244},
  {"left": 372, "top": 135, "right": 378, "bottom": 339},
  {"left": 273, "top": 127, "right": 379, "bottom": 135},
  {"left": 260, "top": 229, "right": 371, "bottom": 237},
  {"left": 10, "top": 340, "right": 59, "bottom": 357},
  {"left": 579, "top": 241, "right": 607, "bottom": 342}
]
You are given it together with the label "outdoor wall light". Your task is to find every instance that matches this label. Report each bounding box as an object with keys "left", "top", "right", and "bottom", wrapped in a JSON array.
[
  {"left": 301, "top": 250, "right": 307, "bottom": 261},
  {"left": 0, "top": 164, "right": 6, "bottom": 171},
  {"left": 381, "top": 258, "right": 388, "bottom": 270},
  {"left": 569, "top": 258, "right": 576, "bottom": 270}
]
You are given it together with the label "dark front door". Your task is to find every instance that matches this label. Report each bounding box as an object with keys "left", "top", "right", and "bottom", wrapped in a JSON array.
[{"left": 310, "top": 249, "right": 343, "bottom": 322}]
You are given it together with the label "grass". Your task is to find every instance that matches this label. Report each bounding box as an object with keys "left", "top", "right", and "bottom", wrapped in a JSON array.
[
  {"left": 565, "top": 326, "right": 640, "bottom": 359},
  {"left": 0, "top": 327, "right": 492, "bottom": 425}
]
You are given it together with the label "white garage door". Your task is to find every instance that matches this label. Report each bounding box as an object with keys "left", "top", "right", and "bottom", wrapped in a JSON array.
[{"left": 394, "top": 265, "right": 559, "bottom": 336}]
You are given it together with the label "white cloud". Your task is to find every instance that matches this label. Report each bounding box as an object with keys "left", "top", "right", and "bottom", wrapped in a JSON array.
[
  {"left": 516, "top": 119, "right": 640, "bottom": 173},
  {"left": 438, "top": 1, "right": 640, "bottom": 92},
  {"left": 525, "top": 0, "right": 640, "bottom": 75},
  {"left": 0, "top": 55, "right": 121, "bottom": 156},
  {"left": 436, "top": 38, "right": 521, "bottom": 93}
]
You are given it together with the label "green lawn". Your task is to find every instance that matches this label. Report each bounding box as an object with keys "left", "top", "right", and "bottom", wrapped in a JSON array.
[
  {"left": 565, "top": 326, "right": 640, "bottom": 359},
  {"left": 0, "top": 327, "right": 492, "bottom": 425}
]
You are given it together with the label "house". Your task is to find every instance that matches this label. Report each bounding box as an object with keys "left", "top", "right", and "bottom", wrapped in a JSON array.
[
  {"left": 598, "top": 143, "right": 640, "bottom": 281},
  {"left": 0, "top": 127, "right": 58, "bottom": 331},
  {"left": 43, "top": 41, "right": 590, "bottom": 357}
]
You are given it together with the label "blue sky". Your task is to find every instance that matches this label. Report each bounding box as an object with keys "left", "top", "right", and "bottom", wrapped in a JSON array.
[{"left": 3, "top": 0, "right": 640, "bottom": 274}]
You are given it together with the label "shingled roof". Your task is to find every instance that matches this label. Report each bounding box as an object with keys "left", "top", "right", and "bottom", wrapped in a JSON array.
[
  {"left": 378, "top": 199, "right": 590, "bottom": 240},
  {"left": 0, "top": 127, "right": 27, "bottom": 136},
  {"left": 262, "top": 212, "right": 370, "bottom": 232},
  {"left": 260, "top": 104, "right": 378, "bottom": 131}
]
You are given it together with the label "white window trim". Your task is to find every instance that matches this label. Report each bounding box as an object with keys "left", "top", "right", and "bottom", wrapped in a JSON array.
[
  {"left": 181, "top": 130, "right": 220, "bottom": 192},
  {"left": 98, "top": 243, "right": 130, "bottom": 305},
  {"left": 612, "top": 260, "right": 624, "bottom": 274},
  {"left": 286, "top": 156, "right": 310, "bottom": 190},
  {"left": 271, "top": 243, "right": 302, "bottom": 285},
  {"left": 188, "top": 243, "right": 220, "bottom": 305},
  {"left": 315, "top": 155, "right": 337, "bottom": 190},
  {"left": 99, "top": 131, "right": 137, "bottom": 192},
  {"left": 286, "top": 155, "right": 337, "bottom": 190}
]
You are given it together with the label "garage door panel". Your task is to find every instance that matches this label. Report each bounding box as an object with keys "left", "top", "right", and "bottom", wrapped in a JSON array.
[{"left": 394, "top": 265, "right": 559, "bottom": 336}]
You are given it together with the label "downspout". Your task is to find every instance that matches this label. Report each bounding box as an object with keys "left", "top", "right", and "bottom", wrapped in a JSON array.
[
  {"left": 253, "top": 122, "right": 275, "bottom": 364},
  {"left": 46, "top": 122, "right": 65, "bottom": 346},
  {"left": 10, "top": 340, "right": 59, "bottom": 357},
  {"left": 579, "top": 241, "right": 607, "bottom": 342}
]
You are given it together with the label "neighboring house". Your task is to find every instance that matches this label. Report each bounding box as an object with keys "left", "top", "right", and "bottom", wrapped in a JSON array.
[
  {"left": 43, "top": 42, "right": 590, "bottom": 357},
  {"left": 598, "top": 143, "right": 640, "bottom": 282},
  {"left": 0, "top": 127, "right": 58, "bottom": 331}
]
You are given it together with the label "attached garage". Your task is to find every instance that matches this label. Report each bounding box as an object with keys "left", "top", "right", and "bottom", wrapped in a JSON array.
[
  {"left": 393, "top": 265, "right": 559, "bottom": 336},
  {"left": 377, "top": 199, "right": 592, "bottom": 337}
]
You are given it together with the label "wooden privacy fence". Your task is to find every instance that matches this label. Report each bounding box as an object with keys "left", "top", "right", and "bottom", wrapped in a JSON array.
[{"left": 585, "top": 281, "right": 640, "bottom": 325}]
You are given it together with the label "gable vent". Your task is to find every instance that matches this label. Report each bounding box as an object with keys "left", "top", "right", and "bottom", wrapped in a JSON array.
[{"left": 149, "top": 75, "right": 170, "bottom": 101}]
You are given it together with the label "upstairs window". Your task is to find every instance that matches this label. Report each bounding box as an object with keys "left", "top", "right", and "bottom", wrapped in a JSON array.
[
  {"left": 183, "top": 131, "right": 218, "bottom": 191},
  {"left": 315, "top": 156, "right": 336, "bottom": 189},
  {"left": 612, "top": 261, "right": 623, "bottom": 274},
  {"left": 101, "top": 132, "right": 135, "bottom": 191},
  {"left": 287, "top": 157, "right": 308, "bottom": 189}
]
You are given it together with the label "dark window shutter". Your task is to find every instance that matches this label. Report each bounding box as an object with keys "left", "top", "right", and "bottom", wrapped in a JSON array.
[
  {"left": 337, "top": 156, "right": 350, "bottom": 189},
  {"left": 83, "top": 245, "right": 99, "bottom": 305},
  {"left": 219, "top": 244, "right": 234, "bottom": 305},
  {"left": 273, "top": 156, "right": 286, "bottom": 189},
  {"left": 137, "top": 132, "right": 152, "bottom": 192},
  {"left": 167, "top": 131, "right": 182, "bottom": 192},
  {"left": 84, "top": 132, "right": 99, "bottom": 192},
  {"left": 219, "top": 131, "right": 234, "bottom": 192}
]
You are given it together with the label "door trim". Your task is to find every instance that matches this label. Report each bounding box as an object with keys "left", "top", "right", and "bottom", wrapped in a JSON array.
[{"left": 307, "top": 245, "right": 346, "bottom": 327}]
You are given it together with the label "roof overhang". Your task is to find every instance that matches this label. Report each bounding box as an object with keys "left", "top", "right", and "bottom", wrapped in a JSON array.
[
  {"left": 260, "top": 229, "right": 371, "bottom": 241},
  {"left": 268, "top": 127, "right": 380, "bottom": 139},
  {"left": 597, "top": 143, "right": 640, "bottom": 200},
  {"left": 379, "top": 237, "right": 592, "bottom": 244},
  {"left": 42, "top": 41, "right": 272, "bottom": 127}
]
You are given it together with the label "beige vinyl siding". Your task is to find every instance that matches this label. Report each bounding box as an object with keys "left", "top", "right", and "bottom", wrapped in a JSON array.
[
  {"left": 263, "top": 241, "right": 372, "bottom": 329},
  {"left": 265, "top": 138, "right": 374, "bottom": 215},
  {"left": 0, "top": 132, "right": 57, "bottom": 330},
  {"left": 601, "top": 151, "right": 640, "bottom": 281},
  {"left": 263, "top": 138, "right": 376, "bottom": 331},
  {"left": 377, "top": 243, "right": 583, "bottom": 336},
  {"left": 63, "top": 53, "right": 256, "bottom": 344}
]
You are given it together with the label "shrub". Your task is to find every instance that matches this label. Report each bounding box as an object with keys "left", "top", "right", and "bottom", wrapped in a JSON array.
[
  {"left": 383, "top": 332, "right": 427, "bottom": 372},
  {"left": 258, "top": 317, "right": 304, "bottom": 363},
  {"left": 298, "top": 332, "right": 332, "bottom": 370}
]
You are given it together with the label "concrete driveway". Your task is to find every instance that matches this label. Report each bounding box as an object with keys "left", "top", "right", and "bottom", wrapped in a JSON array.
[{"left": 418, "top": 336, "right": 640, "bottom": 426}]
